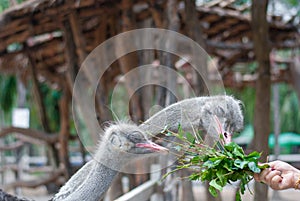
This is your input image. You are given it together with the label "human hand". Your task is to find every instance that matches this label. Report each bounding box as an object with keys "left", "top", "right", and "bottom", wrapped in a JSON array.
[{"left": 254, "top": 160, "right": 300, "bottom": 190}]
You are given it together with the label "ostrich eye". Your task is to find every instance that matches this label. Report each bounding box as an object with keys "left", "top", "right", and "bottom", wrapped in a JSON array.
[
  {"left": 110, "top": 132, "right": 121, "bottom": 147},
  {"left": 128, "top": 131, "right": 144, "bottom": 143},
  {"left": 223, "top": 132, "right": 228, "bottom": 138}
]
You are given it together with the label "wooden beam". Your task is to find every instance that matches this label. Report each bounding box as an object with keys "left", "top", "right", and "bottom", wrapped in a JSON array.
[
  {"left": 115, "top": 180, "right": 158, "bottom": 201},
  {"left": 0, "top": 141, "right": 23, "bottom": 151},
  {"left": 0, "top": 127, "right": 58, "bottom": 144},
  {"left": 4, "top": 169, "right": 64, "bottom": 190},
  {"left": 25, "top": 45, "right": 52, "bottom": 133},
  {"left": 68, "top": 9, "right": 87, "bottom": 63}
]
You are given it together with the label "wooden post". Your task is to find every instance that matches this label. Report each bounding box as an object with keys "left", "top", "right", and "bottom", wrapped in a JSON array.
[
  {"left": 94, "top": 16, "right": 114, "bottom": 123},
  {"left": 64, "top": 10, "right": 100, "bottom": 145},
  {"left": 58, "top": 82, "right": 72, "bottom": 179},
  {"left": 251, "top": 0, "right": 271, "bottom": 200},
  {"left": 61, "top": 19, "right": 87, "bottom": 164},
  {"left": 25, "top": 45, "right": 60, "bottom": 171}
]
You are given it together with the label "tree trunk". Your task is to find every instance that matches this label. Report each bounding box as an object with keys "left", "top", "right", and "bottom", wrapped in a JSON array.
[
  {"left": 184, "top": 0, "right": 209, "bottom": 96},
  {"left": 164, "top": 0, "right": 179, "bottom": 106},
  {"left": 251, "top": 0, "right": 271, "bottom": 200},
  {"left": 149, "top": 0, "right": 167, "bottom": 107}
]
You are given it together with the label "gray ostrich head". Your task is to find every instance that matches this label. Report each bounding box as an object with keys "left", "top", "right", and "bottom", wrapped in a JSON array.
[
  {"left": 94, "top": 123, "right": 168, "bottom": 170},
  {"left": 200, "top": 96, "right": 244, "bottom": 143}
]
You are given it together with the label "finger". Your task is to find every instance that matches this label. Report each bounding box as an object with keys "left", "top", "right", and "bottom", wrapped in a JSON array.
[
  {"left": 270, "top": 175, "right": 283, "bottom": 190},
  {"left": 258, "top": 168, "right": 272, "bottom": 182},
  {"left": 265, "top": 170, "right": 282, "bottom": 183}
]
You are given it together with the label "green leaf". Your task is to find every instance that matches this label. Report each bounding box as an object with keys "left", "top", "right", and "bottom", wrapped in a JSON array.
[
  {"left": 234, "top": 159, "right": 249, "bottom": 169},
  {"left": 191, "top": 156, "right": 200, "bottom": 164},
  {"left": 165, "top": 132, "right": 172, "bottom": 136},
  {"left": 189, "top": 173, "right": 201, "bottom": 180},
  {"left": 177, "top": 124, "right": 184, "bottom": 139},
  {"left": 209, "top": 179, "right": 223, "bottom": 191},
  {"left": 174, "top": 145, "right": 182, "bottom": 151},
  {"left": 224, "top": 142, "right": 235, "bottom": 151},
  {"left": 186, "top": 132, "right": 195, "bottom": 144},
  {"left": 203, "top": 160, "right": 214, "bottom": 168},
  {"left": 248, "top": 161, "right": 261, "bottom": 173},
  {"left": 209, "top": 186, "right": 218, "bottom": 197},
  {"left": 216, "top": 170, "right": 227, "bottom": 186},
  {"left": 245, "top": 151, "right": 261, "bottom": 160},
  {"left": 235, "top": 190, "right": 242, "bottom": 201},
  {"left": 258, "top": 163, "right": 270, "bottom": 170}
]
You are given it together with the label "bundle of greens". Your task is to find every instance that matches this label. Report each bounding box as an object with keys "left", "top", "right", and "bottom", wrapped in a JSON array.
[{"left": 162, "top": 126, "right": 269, "bottom": 201}]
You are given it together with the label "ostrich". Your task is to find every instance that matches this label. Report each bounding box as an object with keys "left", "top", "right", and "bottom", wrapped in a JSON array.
[
  {"left": 0, "top": 95, "right": 243, "bottom": 200},
  {"left": 0, "top": 123, "right": 168, "bottom": 201},
  {"left": 139, "top": 95, "right": 244, "bottom": 143}
]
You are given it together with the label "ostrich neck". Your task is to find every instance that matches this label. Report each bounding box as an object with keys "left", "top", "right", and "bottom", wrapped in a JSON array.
[
  {"left": 139, "top": 98, "right": 206, "bottom": 135},
  {"left": 53, "top": 159, "right": 118, "bottom": 201}
]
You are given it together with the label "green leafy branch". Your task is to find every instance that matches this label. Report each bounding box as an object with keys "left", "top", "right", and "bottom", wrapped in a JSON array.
[{"left": 161, "top": 125, "right": 269, "bottom": 201}]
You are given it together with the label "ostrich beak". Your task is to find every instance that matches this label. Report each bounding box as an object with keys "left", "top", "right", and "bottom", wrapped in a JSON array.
[
  {"left": 136, "top": 141, "right": 169, "bottom": 153},
  {"left": 213, "top": 115, "right": 232, "bottom": 144}
]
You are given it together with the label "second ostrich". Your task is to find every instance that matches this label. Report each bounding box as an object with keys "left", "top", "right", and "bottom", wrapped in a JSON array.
[
  {"left": 52, "top": 123, "right": 168, "bottom": 201},
  {"left": 140, "top": 95, "right": 244, "bottom": 143}
]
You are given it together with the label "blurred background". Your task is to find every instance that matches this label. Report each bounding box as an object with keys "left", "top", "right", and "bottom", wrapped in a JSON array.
[{"left": 0, "top": 0, "right": 299, "bottom": 200}]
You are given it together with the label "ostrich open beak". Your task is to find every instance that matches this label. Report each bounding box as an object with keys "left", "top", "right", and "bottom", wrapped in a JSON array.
[
  {"left": 213, "top": 115, "right": 232, "bottom": 144},
  {"left": 136, "top": 141, "right": 169, "bottom": 153}
]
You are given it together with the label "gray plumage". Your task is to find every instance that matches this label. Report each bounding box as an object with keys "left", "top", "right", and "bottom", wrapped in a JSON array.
[
  {"left": 52, "top": 123, "right": 168, "bottom": 201},
  {"left": 0, "top": 123, "right": 167, "bottom": 201},
  {"left": 139, "top": 95, "right": 243, "bottom": 140}
]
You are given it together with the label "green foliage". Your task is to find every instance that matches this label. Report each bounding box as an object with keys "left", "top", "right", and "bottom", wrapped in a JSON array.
[
  {"left": 0, "top": 75, "right": 17, "bottom": 115},
  {"left": 284, "top": 0, "right": 300, "bottom": 8},
  {"left": 226, "top": 87, "right": 255, "bottom": 126},
  {"left": 39, "top": 83, "right": 61, "bottom": 132},
  {"left": 276, "top": 84, "right": 300, "bottom": 133},
  {"left": 227, "top": 83, "right": 300, "bottom": 134},
  {"left": 163, "top": 128, "right": 269, "bottom": 201},
  {"left": 0, "top": 0, "right": 9, "bottom": 13},
  {"left": 0, "top": 0, "right": 25, "bottom": 13}
]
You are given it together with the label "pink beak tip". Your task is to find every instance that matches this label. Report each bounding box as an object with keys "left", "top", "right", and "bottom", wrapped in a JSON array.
[{"left": 136, "top": 142, "right": 169, "bottom": 152}]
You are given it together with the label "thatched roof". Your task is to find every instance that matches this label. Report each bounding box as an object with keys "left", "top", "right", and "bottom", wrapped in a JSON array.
[{"left": 0, "top": 0, "right": 299, "bottom": 87}]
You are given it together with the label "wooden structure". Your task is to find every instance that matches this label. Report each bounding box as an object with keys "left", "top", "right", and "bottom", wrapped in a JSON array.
[
  {"left": 0, "top": 0, "right": 299, "bottom": 199},
  {"left": 0, "top": 0, "right": 298, "bottom": 86}
]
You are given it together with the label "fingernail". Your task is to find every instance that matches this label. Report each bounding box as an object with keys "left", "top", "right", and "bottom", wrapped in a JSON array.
[{"left": 271, "top": 168, "right": 275, "bottom": 171}]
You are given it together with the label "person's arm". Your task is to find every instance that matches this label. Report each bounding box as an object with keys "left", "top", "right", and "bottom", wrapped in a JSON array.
[{"left": 254, "top": 160, "right": 300, "bottom": 190}]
